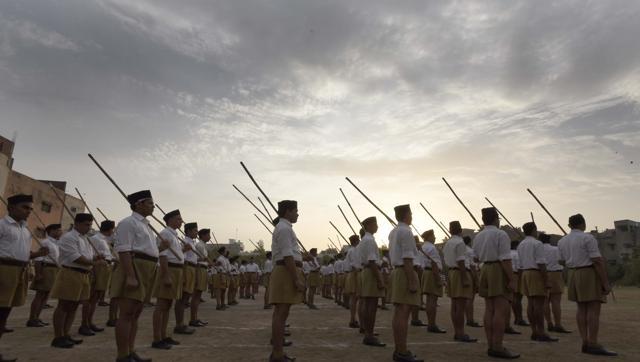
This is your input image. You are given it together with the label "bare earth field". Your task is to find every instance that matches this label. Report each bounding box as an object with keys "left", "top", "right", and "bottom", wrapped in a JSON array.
[{"left": 2, "top": 288, "right": 639, "bottom": 361}]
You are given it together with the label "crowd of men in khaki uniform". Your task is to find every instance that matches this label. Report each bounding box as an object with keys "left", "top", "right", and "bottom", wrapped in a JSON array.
[{"left": 0, "top": 193, "right": 619, "bottom": 362}]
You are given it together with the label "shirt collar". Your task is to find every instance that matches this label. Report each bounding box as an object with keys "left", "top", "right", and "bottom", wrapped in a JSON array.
[
  {"left": 5, "top": 215, "right": 26, "bottom": 227},
  {"left": 570, "top": 229, "right": 583, "bottom": 234},
  {"left": 132, "top": 212, "right": 149, "bottom": 223},
  {"left": 279, "top": 218, "right": 292, "bottom": 227},
  {"left": 484, "top": 225, "right": 498, "bottom": 230}
]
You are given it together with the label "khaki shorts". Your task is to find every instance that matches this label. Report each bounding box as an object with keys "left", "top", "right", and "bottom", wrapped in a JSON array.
[
  {"left": 194, "top": 266, "right": 208, "bottom": 292},
  {"left": 447, "top": 269, "right": 472, "bottom": 299},
  {"left": 268, "top": 265, "right": 303, "bottom": 305},
  {"left": 323, "top": 274, "right": 333, "bottom": 286},
  {"left": 337, "top": 274, "right": 345, "bottom": 288},
  {"left": 51, "top": 267, "right": 91, "bottom": 302},
  {"left": 547, "top": 271, "right": 565, "bottom": 294},
  {"left": 421, "top": 269, "right": 443, "bottom": 297},
  {"left": 93, "top": 262, "right": 113, "bottom": 292},
  {"left": 0, "top": 264, "right": 28, "bottom": 307},
  {"left": 30, "top": 264, "right": 59, "bottom": 292},
  {"left": 344, "top": 270, "right": 356, "bottom": 295},
  {"left": 479, "top": 262, "right": 512, "bottom": 300},
  {"left": 568, "top": 267, "right": 606, "bottom": 303},
  {"left": 308, "top": 271, "right": 321, "bottom": 288},
  {"left": 212, "top": 274, "right": 228, "bottom": 289},
  {"left": 229, "top": 275, "right": 238, "bottom": 290},
  {"left": 153, "top": 265, "right": 184, "bottom": 300},
  {"left": 360, "top": 267, "right": 385, "bottom": 298},
  {"left": 247, "top": 272, "right": 259, "bottom": 285},
  {"left": 391, "top": 268, "right": 421, "bottom": 306},
  {"left": 110, "top": 258, "right": 158, "bottom": 303},
  {"left": 521, "top": 270, "right": 546, "bottom": 297},
  {"left": 183, "top": 265, "right": 196, "bottom": 294}
]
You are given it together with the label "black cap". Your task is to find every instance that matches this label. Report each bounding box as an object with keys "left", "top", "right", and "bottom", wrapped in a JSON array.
[
  {"left": 522, "top": 222, "right": 537, "bottom": 236},
  {"left": 7, "top": 194, "right": 33, "bottom": 205},
  {"left": 74, "top": 213, "right": 94, "bottom": 223},
  {"left": 348, "top": 235, "right": 359, "bottom": 245},
  {"left": 277, "top": 200, "right": 297, "bottom": 216},
  {"left": 309, "top": 248, "right": 317, "bottom": 254},
  {"left": 45, "top": 224, "right": 62, "bottom": 233},
  {"left": 162, "top": 209, "right": 181, "bottom": 222},
  {"left": 481, "top": 207, "right": 499, "bottom": 224},
  {"left": 449, "top": 221, "right": 462, "bottom": 235},
  {"left": 127, "top": 190, "right": 152, "bottom": 206},
  {"left": 569, "top": 214, "right": 586, "bottom": 228},
  {"left": 198, "top": 228, "right": 210, "bottom": 237},
  {"left": 100, "top": 220, "right": 116, "bottom": 232},
  {"left": 394, "top": 204, "right": 411, "bottom": 221},
  {"left": 362, "top": 216, "right": 377, "bottom": 226},
  {"left": 421, "top": 229, "right": 435, "bottom": 239},
  {"left": 184, "top": 222, "right": 198, "bottom": 232},
  {"left": 217, "top": 246, "right": 226, "bottom": 254}
]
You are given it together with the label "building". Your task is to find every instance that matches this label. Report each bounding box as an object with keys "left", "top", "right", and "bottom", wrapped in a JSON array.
[
  {"left": 593, "top": 220, "right": 640, "bottom": 265},
  {"left": 0, "top": 134, "right": 85, "bottom": 238}
]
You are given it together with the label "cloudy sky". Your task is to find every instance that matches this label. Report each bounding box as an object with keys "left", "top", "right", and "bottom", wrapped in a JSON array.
[{"left": 1, "top": 0, "right": 639, "bottom": 249}]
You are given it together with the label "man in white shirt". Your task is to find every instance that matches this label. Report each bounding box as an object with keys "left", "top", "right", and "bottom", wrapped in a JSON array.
[
  {"left": 151, "top": 209, "right": 185, "bottom": 350},
  {"left": 239, "top": 260, "right": 248, "bottom": 299},
  {"left": 79, "top": 220, "right": 117, "bottom": 336},
  {"left": 263, "top": 251, "right": 273, "bottom": 309},
  {"left": 558, "top": 214, "right": 616, "bottom": 356},
  {"left": 174, "top": 222, "right": 198, "bottom": 335},
  {"left": 420, "top": 230, "right": 446, "bottom": 334},
  {"left": 268, "top": 200, "right": 304, "bottom": 362},
  {"left": 540, "top": 233, "right": 570, "bottom": 333},
  {"left": 410, "top": 236, "right": 427, "bottom": 327},
  {"left": 334, "top": 254, "right": 345, "bottom": 307},
  {"left": 359, "top": 216, "right": 386, "bottom": 347},
  {"left": 246, "top": 257, "right": 261, "bottom": 300},
  {"left": 190, "top": 228, "right": 211, "bottom": 327},
  {"left": 28, "top": 223, "right": 62, "bottom": 328},
  {"left": 306, "top": 248, "right": 321, "bottom": 310},
  {"left": 389, "top": 205, "right": 423, "bottom": 362},
  {"left": 213, "top": 247, "right": 229, "bottom": 310},
  {"left": 110, "top": 190, "right": 167, "bottom": 362},
  {"left": 0, "top": 194, "right": 49, "bottom": 362},
  {"left": 345, "top": 235, "right": 361, "bottom": 329},
  {"left": 443, "top": 222, "right": 476, "bottom": 343},
  {"left": 381, "top": 250, "right": 391, "bottom": 310},
  {"left": 463, "top": 236, "right": 482, "bottom": 328},
  {"left": 517, "top": 222, "right": 557, "bottom": 343},
  {"left": 509, "top": 240, "right": 528, "bottom": 331},
  {"left": 472, "top": 207, "right": 519, "bottom": 359},
  {"left": 228, "top": 256, "right": 240, "bottom": 305},
  {"left": 50, "top": 213, "right": 101, "bottom": 349}
]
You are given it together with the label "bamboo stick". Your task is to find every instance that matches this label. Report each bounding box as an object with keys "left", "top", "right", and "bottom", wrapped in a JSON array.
[
  {"left": 526, "top": 188, "right": 567, "bottom": 235},
  {"left": 442, "top": 178, "right": 481, "bottom": 229}
]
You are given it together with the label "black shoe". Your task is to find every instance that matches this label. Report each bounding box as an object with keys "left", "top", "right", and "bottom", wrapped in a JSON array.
[
  {"left": 51, "top": 337, "right": 74, "bottom": 349},
  {"left": 78, "top": 326, "right": 96, "bottom": 336},
  {"left": 467, "top": 321, "right": 482, "bottom": 328},
  {"left": 504, "top": 327, "right": 521, "bottom": 335},
  {"left": 268, "top": 353, "right": 296, "bottom": 362},
  {"left": 284, "top": 329, "right": 291, "bottom": 337},
  {"left": 1, "top": 327, "right": 13, "bottom": 333},
  {"left": 162, "top": 337, "right": 180, "bottom": 346},
  {"left": 427, "top": 325, "right": 447, "bottom": 334},
  {"left": 106, "top": 319, "right": 118, "bottom": 327},
  {"left": 0, "top": 354, "right": 18, "bottom": 362},
  {"left": 65, "top": 336, "right": 83, "bottom": 345},
  {"left": 270, "top": 339, "right": 293, "bottom": 347},
  {"left": 98, "top": 301, "right": 110, "bottom": 307},
  {"left": 115, "top": 355, "right": 134, "bottom": 362},
  {"left": 410, "top": 320, "right": 428, "bottom": 327},
  {"left": 533, "top": 334, "right": 559, "bottom": 342},
  {"left": 130, "top": 352, "right": 152, "bottom": 362},
  {"left": 43, "top": 304, "right": 53, "bottom": 309},
  {"left": 308, "top": 304, "right": 318, "bottom": 310},
  {"left": 583, "top": 345, "right": 617, "bottom": 356},
  {"left": 188, "top": 320, "right": 206, "bottom": 327},
  {"left": 514, "top": 320, "right": 530, "bottom": 327},
  {"left": 553, "top": 326, "right": 572, "bottom": 334},
  {"left": 264, "top": 305, "right": 272, "bottom": 309},
  {"left": 26, "top": 319, "right": 45, "bottom": 327},
  {"left": 348, "top": 321, "right": 360, "bottom": 329},
  {"left": 151, "top": 340, "right": 172, "bottom": 350},
  {"left": 454, "top": 334, "right": 478, "bottom": 343},
  {"left": 363, "top": 337, "right": 386, "bottom": 347},
  {"left": 173, "top": 325, "right": 195, "bottom": 335},
  {"left": 393, "top": 350, "right": 423, "bottom": 362},
  {"left": 90, "top": 324, "right": 105, "bottom": 332},
  {"left": 380, "top": 306, "right": 389, "bottom": 310},
  {"left": 488, "top": 348, "right": 520, "bottom": 359},
  {"left": 37, "top": 319, "right": 50, "bottom": 326}
]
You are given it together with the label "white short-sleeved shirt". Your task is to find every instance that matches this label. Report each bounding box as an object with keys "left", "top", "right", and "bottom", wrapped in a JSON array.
[
  {"left": 388, "top": 222, "right": 416, "bottom": 266},
  {"left": 472, "top": 225, "right": 511, "bottom": 263},
  {"left": 35, "top": 236, "right": 60, "bottom": 265},
  {"left": 517, "top": 236, "right": 547, "bottom": 270},
  {"left": 544, "top": 244, "right": 563, "bottom": 271},
  {"left": 246, "top": 262, "right": 260, "bottom": 273},
  {"left": 346, "top": 246, "right": 361, "bottom": 270},
  {"left": 360, "top": 232, "right": 381, "bottom": 266},
  {"left": 510, "top": 250, "right": 520, "bottom": 271},
  {"left": 90, "top": 232, "right": 115, "bottom": 261},
  {"left": 263, "top": 259, "right": 273, "bottom": 273},
  {"left": 196, "top": 239, "right": 209, "bottom": 266},
  {"left": 216, "top": 255, "right": 229, "bottom": 272},
  {"left": 414, "top": 245, "right": 426, "bottom": 267},
  {"left": 334, "top": 260, "right": 343, "bottom": 273},
  {"left": 464, "top": 246, "right": 476, "bottom": 269},
  {"left": 58, "top": 229, "right": 95, "bottom": 270},
  {"left": 443, "top": 235, "right": 467, "bottom": 268},
  {"left": 271, "top": 219, "right": 302, "bottom": 262},
  {"left": 558, "top": 229, "right": 602, "bottom": 268},
  {"left": 239, "top": 265, "right": 247, "bottom": 273},
  {"left": 114, "top": 212, "right": 159, "bottom": 258},
  {"left": 0, "top": 216, "right": 32, "bottom": 262},
  {"left": 183, "top": 236, "right": 198, "bottom": 264},
  {"left": 230, "top": 263, "right": 239, "bottom": 275},
  {"left": 326, "top": 264, "right": 335, "bottom": 274},
  {"left": 422, "top": 242, "right": 442, "bottom": 269},
  {"left": 157, "top": 227, "right": 184, "bottom": 264}
]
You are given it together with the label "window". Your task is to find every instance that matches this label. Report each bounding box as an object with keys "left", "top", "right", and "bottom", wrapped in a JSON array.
[
  {"left": 617, "top": 225, "right": 629, "bottom": 232},
  {"left": 41, "top": 201, "right": 52, "bottom": 213}
]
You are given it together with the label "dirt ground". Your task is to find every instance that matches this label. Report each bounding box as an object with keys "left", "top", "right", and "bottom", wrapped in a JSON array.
[{"left": 2, "top": 287, "right": 638, "bottom": 361}]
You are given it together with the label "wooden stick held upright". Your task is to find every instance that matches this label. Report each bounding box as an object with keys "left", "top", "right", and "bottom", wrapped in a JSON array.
[
  {"left": 96, "top": 207, "right": 109, "bottom": 221},
  {"left": 74, "top": 188, "right": 101, "bottom": 230},
  {"left": 442, "top": 178, "right": 481, "bottom": 229},
  {"left": 258, "top": 197, "right": 273, "bottom": 221},
  {"left": 530, "top": 212, "right": 535, "bottom": 223},
  {"left": 338, "top": 205, "right": 357, "bottom": 235},
  {"left": 329, "top": 221, "right": 350, "bottom": 246},
  {"left": 233, "top": 184, "right": 272, "bottom": 225},
  {"left": 48, "top": 183, "right": 100, "bottom": 255},
  {"left": 339, "top": 188, "right": 362, "bottom": 226},
  {"left": 254, "top": 214, "right": 274, "bottom": 235},
  {"left": 485, "top": 197, "right": 524, "bottom": 238},
  {"left": 526, "top": 188, "right": 567, "bottom": 236},
  {"left": 345, "top": 177, "right": 396, "bottom": 226},
  {"left": 419, "top": 202, "right": 451, "bottom": 238}
]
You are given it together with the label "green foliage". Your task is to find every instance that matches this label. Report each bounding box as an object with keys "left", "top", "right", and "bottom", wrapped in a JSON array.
[{"left": 618, "top": 247, "right": 640, "bottom": 287}]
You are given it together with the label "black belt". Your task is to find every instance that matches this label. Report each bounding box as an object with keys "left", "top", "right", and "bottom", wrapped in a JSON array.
[
  {"left": 63, "top": 265, "right": 91, "bottom": 274},
  {"left": 570, "top": 265, "right": 593, "bottom": 270},
  {"left": 185, "top": 261, "right": 197, "bottom": 267},
  {"left": 423, "top": 267, "right": 432, "bottom": 270},
  {"left": 276, "top": 260, "right": 303, "bottom": 267},
  {"left": 133, "top": 252, "right": 158, "bottom": 263},
  {"left": 168, "top": 262, "right": 184, "bottom": 268},
  {"left": 0, "top": 258, "right": 28, "bottom": 267},
  {"left": 449, "top": 267, "right": 471, "bottom": 271},
  {"left": 522, "top": 268, "right": 540, "bottom": 271},
  {"left": 394, "top": 265, "right": 404, "bottom": 268},
  {"left": 198, "top": 264, "right": 208, "bottom": 269},
  {"left": 43, "top": 262, "right": 58, "bottom": 268},
  {"left": 484, "top": 261, "right": 500, "bottom": 264},
  {"left": 549, "top": 270, "right": 563, "bottom": 273}
]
